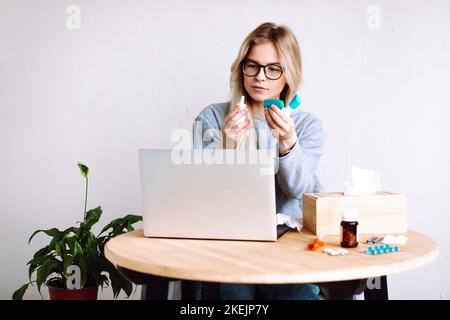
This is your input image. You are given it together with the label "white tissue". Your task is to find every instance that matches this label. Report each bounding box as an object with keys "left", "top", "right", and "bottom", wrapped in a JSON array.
[
  {"left": 381, "top": 235, "right": 408, "bottom": 245},
  {"left": 276, "top": 213, "right": 302, "bottom": 232},
  {"left": 344, "top": 166, "right": 381, "bottom": 196}
]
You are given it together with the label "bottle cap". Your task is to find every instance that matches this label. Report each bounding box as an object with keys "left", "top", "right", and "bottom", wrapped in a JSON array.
[
  {"left": 235, "top": 96, "right": 247, "bottom": 124},
  {"left": 288, "top": 94, "right": 302, "bottom": 110},
  {"left": 342, "top": 209, "right": 359, "bottom": 222},
  {"left": 238, "top": 95, "right": 246, "bottom": 109}
]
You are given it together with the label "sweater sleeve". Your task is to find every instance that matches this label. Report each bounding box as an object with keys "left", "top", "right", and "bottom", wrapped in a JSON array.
[
  {"left": 275, "top": 114, "right": 325, "bottom": 200},
  {"left": 192, "top": 108, "right": 222, "bottom": 149}
]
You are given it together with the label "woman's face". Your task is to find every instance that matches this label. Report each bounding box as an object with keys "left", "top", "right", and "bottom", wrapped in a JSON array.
[{"left": 243, "top": 42, "right": 287, "bottom": 104}]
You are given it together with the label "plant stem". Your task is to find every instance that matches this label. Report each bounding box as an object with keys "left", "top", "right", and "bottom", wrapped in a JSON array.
[{"left": 83, "top": 176, "right": 88, "bottom": 222}]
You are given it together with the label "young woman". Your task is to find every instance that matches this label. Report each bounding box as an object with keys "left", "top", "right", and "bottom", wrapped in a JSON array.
[{"left": 193, "top": 22, "right": 325, "bottom": 300}]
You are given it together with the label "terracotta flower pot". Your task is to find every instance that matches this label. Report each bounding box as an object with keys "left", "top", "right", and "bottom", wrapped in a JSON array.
[{"left": 48, "top": 285, "right": 98, "bottom": 300}]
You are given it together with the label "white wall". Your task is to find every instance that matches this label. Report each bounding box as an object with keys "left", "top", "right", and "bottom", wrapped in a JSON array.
[{"left": 1, "top": 0, "right": 449, "bottom": 300}]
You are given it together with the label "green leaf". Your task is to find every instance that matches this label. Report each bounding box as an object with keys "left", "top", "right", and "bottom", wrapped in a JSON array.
[
  {"left": 28, "top": 228, "right": 62, "bottom": 244},
  {"left": 61, "top": 226, "right": 77, "bottom": 237},
  {"left": 103, "top": 260, "right": 133, "bottom": 298},
  {"left": 99, "top": 218, "right": 121, "bottom": 235},
  {"left": 36, "top": 259, "right": 61, "bottom": 293},
  {"left": 123, "top": 214, "right": 142, "bottom": 225},
  {"left": 84, "top": 206, "right": 102, "bottom": 231},
  {"left": 55, "top": 243, "right": 61, "bottom": 254},
  {"left": 78, "top": 255, "right": 88, "bottom": 287},
  {"left": 74, "top": 241, "right": 83, "bottom": 257},
  {"left": 99, "top": 214, "right": 142, "bottom": 236},
  {"left": 63, "top": 255, "right": 74, "bottom": 276},
  {"left": 66, "top": 237, "right": 76, "bottom": 252},
  {"left": 86, "top": 232, "right": 97, "bottom": 248},
  {"left": 12, "top": 283, "right": 30, "bottom": 300},
  {"left": 32, "top": 246, "right": 50, "bottom": 259},
  {"left": 77, "top": 162, "right": 89, "bottom": 178},
  {"left": 27, "top": 254, "right": 54, "bottom": 281},
  {"left": 48, "top": 237, "right": 64, "bottom": 253},
  {"left": 100, "top": 274, "right": 109, "bottom": 287}
]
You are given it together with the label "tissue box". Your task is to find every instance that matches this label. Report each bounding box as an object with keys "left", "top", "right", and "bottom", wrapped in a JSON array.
[{"left": 302, "top": 191, "right": 407, "bottom": 236}]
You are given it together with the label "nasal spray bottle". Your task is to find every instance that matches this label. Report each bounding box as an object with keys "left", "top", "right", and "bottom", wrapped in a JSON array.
[
  {"left": 235, "top": 95, "right": 247, "bottom": 124},
  {"left": 263, "top": 94, "right": 302, "bottom": 115}
]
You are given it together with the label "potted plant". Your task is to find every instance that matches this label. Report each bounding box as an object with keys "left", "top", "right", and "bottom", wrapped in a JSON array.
[{"left": 13, "top": 163, "right": 142, "bottom": 300}]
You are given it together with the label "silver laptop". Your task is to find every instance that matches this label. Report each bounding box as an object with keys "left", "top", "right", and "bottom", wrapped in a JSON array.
[{"left": 138, "top": 148, "right": 278, "bottom": 241}]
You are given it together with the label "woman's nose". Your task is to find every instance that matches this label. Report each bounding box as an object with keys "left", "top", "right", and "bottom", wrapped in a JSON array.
[{"left": 255, "top": 67, "right": 266, "bottom": 81}]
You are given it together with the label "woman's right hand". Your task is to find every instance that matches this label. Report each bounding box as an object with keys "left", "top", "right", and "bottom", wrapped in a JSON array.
[{"left": 220, "top": 105, "right": 251, "bottom": 148}]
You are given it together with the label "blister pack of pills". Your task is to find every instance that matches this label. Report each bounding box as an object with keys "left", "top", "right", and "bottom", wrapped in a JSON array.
[{"left": 360, "top": 245, "right": 400, "bottom": 255}]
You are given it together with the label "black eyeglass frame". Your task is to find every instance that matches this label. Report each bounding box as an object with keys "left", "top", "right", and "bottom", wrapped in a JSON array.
[{"left": 241, "top": 59, "right": 285, "bottom": 80}]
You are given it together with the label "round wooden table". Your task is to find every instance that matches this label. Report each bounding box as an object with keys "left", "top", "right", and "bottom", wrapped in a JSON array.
[{"left": 105, "top": 229, "right": 438, "bottom": 298}]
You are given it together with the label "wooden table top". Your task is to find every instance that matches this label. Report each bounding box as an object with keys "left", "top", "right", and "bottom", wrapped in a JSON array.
[{"left": 105, "top": 229, "right": 438, "bottom": 284}]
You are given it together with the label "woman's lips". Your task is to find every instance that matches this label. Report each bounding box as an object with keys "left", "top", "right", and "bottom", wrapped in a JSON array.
[{"left": 252, "top": 86, "right": 268, "bottom": 91}]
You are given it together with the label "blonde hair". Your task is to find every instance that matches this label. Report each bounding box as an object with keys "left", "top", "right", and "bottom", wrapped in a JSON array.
[{"left": 229, "top": 22, "right": 302, "bottom": 149}]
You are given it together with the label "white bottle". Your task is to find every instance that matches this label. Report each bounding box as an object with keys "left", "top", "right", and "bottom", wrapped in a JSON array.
[
  {"left": 235, "top": 95, "right": 247, "bottom": 124},
  {"left": 282, "top": 106, "right": 294, "bottom": 116},
  {"left": 282, "top": 94, "right": 301, "bottom": 116}
]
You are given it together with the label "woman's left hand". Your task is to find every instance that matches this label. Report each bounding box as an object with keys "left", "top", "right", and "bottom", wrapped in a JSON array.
[{"left": 265, "top": 105, "right": 297, "bottom": 155}]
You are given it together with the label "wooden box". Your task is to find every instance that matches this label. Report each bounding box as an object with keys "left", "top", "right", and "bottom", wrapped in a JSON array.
[{"left": 302, "top": 191, "right": 407, "bottom": 236}]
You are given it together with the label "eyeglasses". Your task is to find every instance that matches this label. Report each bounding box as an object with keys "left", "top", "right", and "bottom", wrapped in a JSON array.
[{"left": 242, "top": 60, "right": 284, "bottom": 80}]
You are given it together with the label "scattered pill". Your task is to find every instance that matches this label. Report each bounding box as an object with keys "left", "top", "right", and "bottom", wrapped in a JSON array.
[{"left": 323, "top": 248, "right": 349, "bottom": 256}]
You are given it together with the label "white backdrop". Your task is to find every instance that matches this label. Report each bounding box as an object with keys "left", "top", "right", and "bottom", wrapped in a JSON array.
[{"left": 1, "top": 0, "right": 449, "bottom": 299}]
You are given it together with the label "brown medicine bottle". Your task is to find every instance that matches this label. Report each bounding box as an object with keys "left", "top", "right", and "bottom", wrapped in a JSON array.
[{"left": 340, "top": 210, "right": 359, "bottom": 248}]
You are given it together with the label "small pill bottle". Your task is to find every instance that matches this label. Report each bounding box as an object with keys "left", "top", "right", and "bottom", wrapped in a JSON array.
[{"left": 340, "top": 210, "right": 359, "bottom": 248}]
